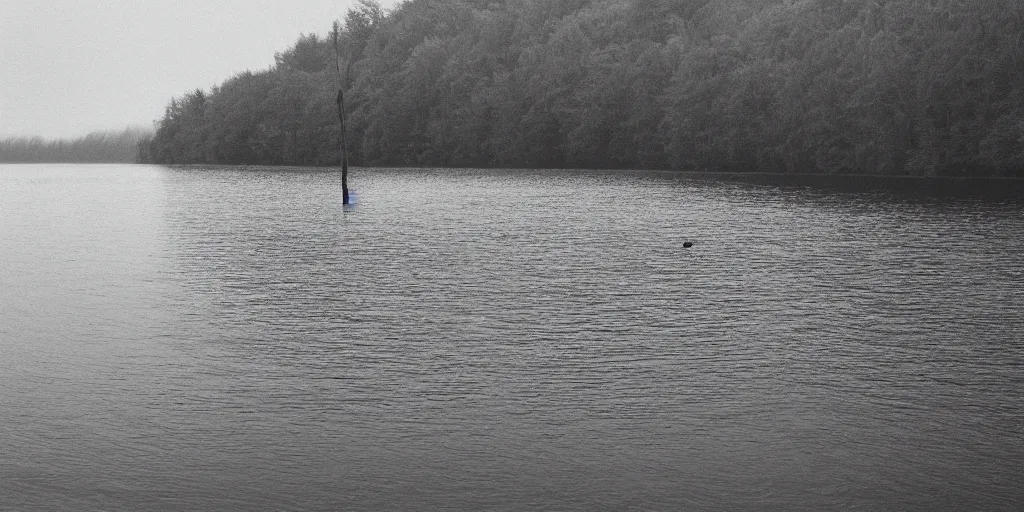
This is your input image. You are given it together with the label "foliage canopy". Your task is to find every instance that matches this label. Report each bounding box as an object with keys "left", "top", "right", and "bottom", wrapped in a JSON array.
[{"left": 145, "top": 0, "right": 1024, "bottom": 176}]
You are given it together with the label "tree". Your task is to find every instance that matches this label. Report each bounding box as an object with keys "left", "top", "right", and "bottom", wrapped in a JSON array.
[{"left": 143, "top": 0, "right": 1024, "bottom": 177}]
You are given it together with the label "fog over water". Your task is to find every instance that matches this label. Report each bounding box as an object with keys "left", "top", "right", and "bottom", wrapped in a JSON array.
[
  {"left": 0, "top": 0, "right": 401, "bottom": 138},
  {"left": 2, "top": 164, "right": 1022, "bottom": 510}
]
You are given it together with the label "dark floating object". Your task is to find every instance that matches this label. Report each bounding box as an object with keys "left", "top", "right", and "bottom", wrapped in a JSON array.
[{"left": 683, "top": 242, "right": 694, "bottom": 248}]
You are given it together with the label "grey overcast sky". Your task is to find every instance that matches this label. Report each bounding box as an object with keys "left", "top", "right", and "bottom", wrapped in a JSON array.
[{"left": 1, "top": 0, "right": 403, "bottom": 139}]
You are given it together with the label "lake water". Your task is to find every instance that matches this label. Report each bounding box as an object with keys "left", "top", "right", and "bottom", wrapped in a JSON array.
[{"left": 2, "top": 164, "right": 1023, "bottom": 510}]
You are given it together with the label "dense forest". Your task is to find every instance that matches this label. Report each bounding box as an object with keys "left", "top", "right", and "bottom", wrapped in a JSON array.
[
  {"left": 1, "top": 128, "right": 152, "bottom": 163},
  {"left": 144, "top": 0, "right": 1024, "bottom": 176}
]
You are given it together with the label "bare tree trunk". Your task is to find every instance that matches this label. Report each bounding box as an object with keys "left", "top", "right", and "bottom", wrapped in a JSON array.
[
  {"left": 337, "top": 89, "right": 350, "bottom": 205},
  {"left": 332, "top": 22, "right": 351, "bottom": 205}
]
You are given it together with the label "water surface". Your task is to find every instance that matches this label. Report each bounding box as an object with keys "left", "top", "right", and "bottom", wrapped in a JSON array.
[{"left": 2, "top": 164, "right": 1022, "bottom": 510}]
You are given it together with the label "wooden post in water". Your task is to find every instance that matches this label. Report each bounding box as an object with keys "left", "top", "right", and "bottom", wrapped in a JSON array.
[
  {"left": 332, "top": 22, "right": 350, "bottom": 205},
  {"left": 336, "top": 89, "right": 350, "bottom": 205}
]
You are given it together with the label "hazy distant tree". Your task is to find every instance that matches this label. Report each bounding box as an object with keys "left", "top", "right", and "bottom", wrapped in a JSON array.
[
  {"left": 1, "top": 128, "right": 152, "bottom": 163},
  {"left": 275, "top": 33, "right": 334, "bottom": 73}
]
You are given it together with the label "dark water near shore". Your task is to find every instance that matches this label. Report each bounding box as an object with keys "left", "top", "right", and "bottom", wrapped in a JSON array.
[{"left": 2, "top": 164, "right": 1023, "bottom": 511}]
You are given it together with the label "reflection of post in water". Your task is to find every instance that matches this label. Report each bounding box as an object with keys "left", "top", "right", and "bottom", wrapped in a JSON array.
[{"left": 332, "top": 22, "right": 350, "bottom": 205}]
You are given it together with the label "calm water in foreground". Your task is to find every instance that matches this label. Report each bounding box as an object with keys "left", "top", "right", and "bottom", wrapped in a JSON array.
[{"left": 1, "top": 164, "right": 1022, "bottom": 510}]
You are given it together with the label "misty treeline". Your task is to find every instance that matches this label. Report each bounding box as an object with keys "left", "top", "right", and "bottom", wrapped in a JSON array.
[
  {"left": 1, "top": 128, "right": 153, "bottom": 164},
  {"left": 144, "top": 0, "right": 1024, "bottom": 176}
]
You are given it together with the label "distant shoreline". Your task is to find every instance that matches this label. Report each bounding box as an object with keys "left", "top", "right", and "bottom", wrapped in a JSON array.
[
  {"left": 663, "top": 171, "right": 1024, "bottom": 197},
  {"left": 160, "top": 163, "right": 1024, "bottom": 197},
  {"left": 8, "top": 162, "right": 1023, "bottom": 197}
]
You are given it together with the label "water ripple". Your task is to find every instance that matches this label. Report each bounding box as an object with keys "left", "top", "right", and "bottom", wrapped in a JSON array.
[{"left": 1, "top": 165, "right": 1022, "bottom": 510}]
